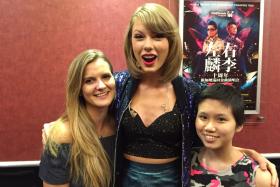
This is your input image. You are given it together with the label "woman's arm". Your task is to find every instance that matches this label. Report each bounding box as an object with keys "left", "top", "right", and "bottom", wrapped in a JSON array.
[
  {"left": 255, "top": 168, "right": 272, "bottom": 187},
  {"left": 43, "top": 181, "right": 69, "bottom": 187},
  {"left": 236, "top": 147, "right": 279, "bottom": 187},
  {"left": 40, "top": 121, "right": 72, "bottom": 187},
  {"left": 42, "top": 123, "right": 53, "bottom": 146}
]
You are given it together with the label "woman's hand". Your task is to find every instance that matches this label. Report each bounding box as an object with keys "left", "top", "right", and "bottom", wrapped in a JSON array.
[
  {"left": 42, "top": 123, "right": 53, "bottom": 146},
  {"left": 236, "top": 147, "right": 279, "bottom": 187},
  {"left": 262, "top": 160, "right": 279, "bottom": 187}
]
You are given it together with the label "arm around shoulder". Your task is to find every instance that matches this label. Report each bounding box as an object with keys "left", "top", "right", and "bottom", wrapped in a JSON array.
[
  {"left": 43, "top": 181, "right": 70, "bottom": 187},
  {"left": 255, "top": 168, "right": 272, "bottom": 187},
  {"left": 44, "top": 120, "right": 72, "bottom": 145},
  {"left": 40, "top": 120, "right": 72, "bottom": 186}
]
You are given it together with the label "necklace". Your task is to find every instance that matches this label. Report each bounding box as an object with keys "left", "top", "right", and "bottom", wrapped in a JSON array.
[
  {"left": 128, "top": 100, "right": 138, "bottom": 117},
  {"left": 160, "top": 84, "right": 169, "bottom": 112},
  {"left": 97, "top": 127, "right": 104, "bottom": 139},
  {"left": 97, "top": 116, "right": 115, "bottom": 139},
  {"left": 160, "top": 103, "right": 168, "bottom": 112},
  {"left": 96, "top": 117, "right": 109, "bottom": 139}
]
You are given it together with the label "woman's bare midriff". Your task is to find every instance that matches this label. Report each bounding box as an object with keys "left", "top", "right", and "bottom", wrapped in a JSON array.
[{"left": 124, "top": 153, "right": 178, "bottom": 164}]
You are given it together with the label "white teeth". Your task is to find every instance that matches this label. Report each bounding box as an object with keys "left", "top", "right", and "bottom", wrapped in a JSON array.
[
  {"left": 144, "top": 56, "right": 154, "bottom": 59},
  {"left": 95, "top": 92, "right": 108, "bottom": 97},
  {"left": 205, "top": 135, "right": 217, "bottom": 141},
  {"left": 142, "top": 55, "right": 157, "bottom": 63}
]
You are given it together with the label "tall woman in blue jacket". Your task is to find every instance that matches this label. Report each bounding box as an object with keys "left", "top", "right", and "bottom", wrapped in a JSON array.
[
  {"left": 112, "top": 3, "right": 278, "bottom": 187},
  {"left": 112, "top": 3, "right": 207, "bottom": 187}
]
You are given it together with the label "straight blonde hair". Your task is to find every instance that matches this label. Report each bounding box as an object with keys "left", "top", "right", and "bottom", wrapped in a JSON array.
[{"left": 124, "top": 3, "right": 183, "bottom": 82}]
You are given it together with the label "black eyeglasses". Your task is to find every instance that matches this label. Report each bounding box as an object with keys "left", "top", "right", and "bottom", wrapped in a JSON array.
[{"left": 207, "top": 28, "right": 216, "bottom": 31}]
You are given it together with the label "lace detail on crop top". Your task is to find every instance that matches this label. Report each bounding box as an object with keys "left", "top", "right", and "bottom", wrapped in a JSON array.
[{"left": 121, "top": 102, "right": 182, "bottom": 158}]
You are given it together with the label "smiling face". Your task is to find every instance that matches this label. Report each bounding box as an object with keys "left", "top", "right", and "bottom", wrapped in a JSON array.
[
  {"left": 196, "top": 99, "right": 242, "bottom": 151},
  {"left": 81, "top": 58, "right": 115, "bottom": 110},
  {"left": 131, "top": 18, "right": 169, "bottom": 75}
]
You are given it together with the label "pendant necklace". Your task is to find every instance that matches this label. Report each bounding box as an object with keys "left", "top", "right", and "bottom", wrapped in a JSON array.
[{"left": 160, "top": 84, "right": 169, "bottom": 112}]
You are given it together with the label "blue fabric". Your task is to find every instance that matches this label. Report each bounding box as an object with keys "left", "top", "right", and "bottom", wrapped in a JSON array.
[
  {"left": 113, "top": 71, "right": 205, "bottom": 187},
  {"left": 121, "top": 159, "right": 180, "bottom": 187}
]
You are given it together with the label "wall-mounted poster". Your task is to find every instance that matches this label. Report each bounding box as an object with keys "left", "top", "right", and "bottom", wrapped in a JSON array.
[{"left": 179, "top": 0, "right": 264, "bottom": 114}]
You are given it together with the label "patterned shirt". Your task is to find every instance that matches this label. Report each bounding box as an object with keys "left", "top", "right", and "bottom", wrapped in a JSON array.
[
  {"left": 202, "top": 35, "right": 224, "bottom": 56},
  {"left": 190, "top": 149, "right": 258, "bottom": 187},
  {"left": 224, "top": 35, "right": 244, "bottom": 57}
]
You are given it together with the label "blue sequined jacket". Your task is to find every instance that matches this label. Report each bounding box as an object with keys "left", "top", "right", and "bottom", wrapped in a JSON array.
[{"left": 112, "top": 71, "right": 203, "bottom": 187}]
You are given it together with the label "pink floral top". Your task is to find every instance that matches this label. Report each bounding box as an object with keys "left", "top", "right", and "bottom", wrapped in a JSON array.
[{"left": 190, "top": 148, "right": 258, "bottom": 187}]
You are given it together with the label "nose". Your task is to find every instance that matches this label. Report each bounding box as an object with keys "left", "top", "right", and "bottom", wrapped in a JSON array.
[
  {"left": 144, "top": 37, "right": 153, "bottom": 51},
  {"left": 96, "top": 79, "right": 106, "bottom": 89},
  {"left": 204, "top": 120, "right": 216, "bottom": 132}
]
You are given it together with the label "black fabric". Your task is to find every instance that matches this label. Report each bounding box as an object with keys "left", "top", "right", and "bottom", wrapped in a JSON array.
[
  {"left": 113, "top": 72, "right": 205, "bottom": 187},
  {"left": 0, "top": 167, "right": 42, "bottom": 187},
  {"left": 39, "top": 135, "right": 115, "bottom": 187},
  {"left": 121, "top": 104, "right": 181, "bottom": 158},
  {"left": 39, "top": 144, "right": 71, "bottom": 185},
  {"left": 100, "top": 135, "right": 116, "bottom": 166},
  {"left": 172, "top": 76, "right": 203, "bottom": 148}
]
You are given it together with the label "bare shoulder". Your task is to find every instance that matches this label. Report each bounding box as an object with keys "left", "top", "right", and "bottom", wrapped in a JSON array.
[
  {"left": 47, "top": 120, "right": 72, "bottom": 144},
  {"left": 255, "top": 167, "right": 272, "bottom": 187}
]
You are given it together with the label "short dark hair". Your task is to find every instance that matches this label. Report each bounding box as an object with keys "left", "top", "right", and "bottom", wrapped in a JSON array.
[
  {"left": 207, "top": 20, "right": 217, "bottom": 29},
  {"left": 198, "top": 84, "right": 245, "bottom": 126},
  {"left": 227, "top": 21, "right": 237, "bottom": 27}
]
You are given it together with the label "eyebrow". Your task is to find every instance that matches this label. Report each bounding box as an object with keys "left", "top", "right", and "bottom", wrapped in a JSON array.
[
  {"left": 83, "top": 76, "right": 95, "bottom": 80},
  {"left": 132, "top": 29, "right": 144, "bottom": 33},
  {"left": 84, "top": 72, "right": 111, "bottom": 78}
]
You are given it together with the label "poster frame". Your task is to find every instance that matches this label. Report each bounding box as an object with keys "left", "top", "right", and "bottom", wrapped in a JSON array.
[{"left": 179, "top": 0, "right": 264, "bottom": 114}]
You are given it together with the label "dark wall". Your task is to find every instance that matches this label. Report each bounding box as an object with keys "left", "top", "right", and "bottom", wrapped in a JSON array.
[{"left": 0, "top": 0, "right": 279, "bottom": 162}]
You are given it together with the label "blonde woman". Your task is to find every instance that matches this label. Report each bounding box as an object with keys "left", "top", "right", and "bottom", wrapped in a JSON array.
[{"left": 39, "top": 49, "right": 116, "bottom": 187}]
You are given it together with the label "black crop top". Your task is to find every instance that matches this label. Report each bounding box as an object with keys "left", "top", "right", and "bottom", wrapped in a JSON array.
[{"left": 121, "top": 103, "right": 182, "bottom": 158}]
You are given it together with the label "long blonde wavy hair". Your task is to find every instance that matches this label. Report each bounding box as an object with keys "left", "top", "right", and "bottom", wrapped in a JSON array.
[{"left": 45, "top": 49, "right": 113, "bottom": 187}]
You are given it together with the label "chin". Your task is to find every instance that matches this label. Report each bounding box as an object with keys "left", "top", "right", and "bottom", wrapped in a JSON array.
[
  {"left": 94, "top": 100, "right": 113, "bottom": 108},
  {"left": 204, "top": 144, "right": 222, "bottom": 150},
  {"left": 202, "top": 141, "right": 218, "bottom": 149},
  {"left": 143, "top": 68, "right": 161, "bottom": 74}
]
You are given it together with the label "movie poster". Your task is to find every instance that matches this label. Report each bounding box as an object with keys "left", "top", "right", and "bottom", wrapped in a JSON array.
[{"left": 181, "top": 0, "right": 263, "bottom": 113}]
